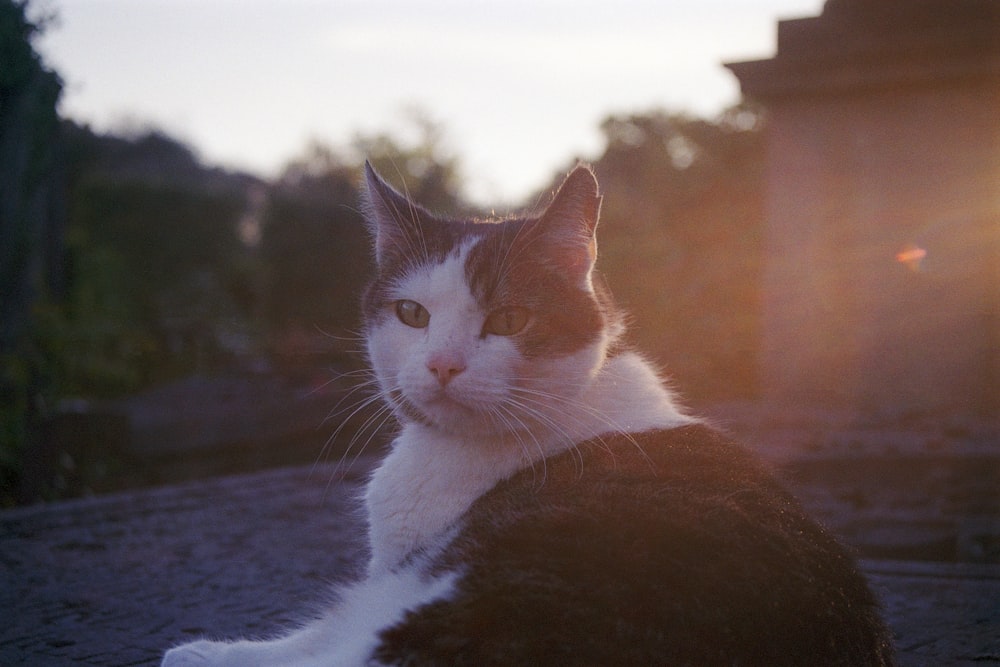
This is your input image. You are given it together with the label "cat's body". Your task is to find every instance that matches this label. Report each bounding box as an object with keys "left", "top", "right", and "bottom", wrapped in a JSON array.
[{"left": 163, "top": 164, "right": 894, "bottom": 666}]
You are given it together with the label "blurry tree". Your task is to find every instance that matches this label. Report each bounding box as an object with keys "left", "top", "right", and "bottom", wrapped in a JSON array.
[
  {"left": 584, "top": 105, "right": 765, "bottom": 402},
  {"left": 0, "top": 0, "right": 65, "bottom": 505},
  {"left": 262, "top": 148, "right": 369, "bottom": 364},
  {"left": 60, "top": 122, "right": 258, "bottom": 392},
  {"left": 2, "top": 103, "right": 262, "bottom": 503},
  {"left": 261, "top": 110, "right": 466, "bottom": 365},
  {"left": 4, "top": 118, "right": 260, "bottom": 502},
  {"left": 353, "top": 108, "right": 465, "bottom": 215},
  {"left": 0, "top": 1, "right": 63, "bottom": 345}
]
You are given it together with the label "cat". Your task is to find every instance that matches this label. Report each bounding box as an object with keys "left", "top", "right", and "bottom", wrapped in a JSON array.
[{"left": 163, "top": 163, "right": 895, "bottom": 666}]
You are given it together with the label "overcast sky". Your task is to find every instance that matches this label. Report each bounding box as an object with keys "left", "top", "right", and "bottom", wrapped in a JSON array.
[{"left": 38, "top": 0, "right": 825, "bottom": 204}]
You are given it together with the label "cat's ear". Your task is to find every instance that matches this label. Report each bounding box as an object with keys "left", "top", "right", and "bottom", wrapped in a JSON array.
[
  {"left": 363, "top": 161, "right": 427, "bottom": 269},
  {"left": 536, "top": 164, "right": 602, "bottom": 288}
]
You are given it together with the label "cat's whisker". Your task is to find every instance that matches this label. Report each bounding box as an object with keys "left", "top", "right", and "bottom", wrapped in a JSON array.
[
  {"left": 511, "top": 396, "right": 595, "bottom": 479},
  {"left": 497, "top": 395, "right": 584, "bottom": 474},
  {"left": 300, "top": 363, "right": 372, "bottom": 401},
  {"left": 319, "top": 375, "right": 382, "bottom": 424},
  {"left": 319, "top": 385, "right": 399, "bottom": 493},
  {"left": 313, "top": 374, "right": 394, "bottom": 474},
  {"left": 316, "top": 401, "right": 386, "bottom": 463},
  {"left": 498, "top": 394, "right": 573, "bottom": 443},
  {"left": 312, "top": 323, "right": 368, "bottom": 346},
  {"left": 327, "top": 390, "right": 386, "bottom": 452},
  {"left": 489, "top": 403, "right": 549, "bottom": 485},
  {"left": 509, "top": 383, "right": 652, "bottom": 465},
  {"left": 323, "top": 401, "right": 397, "bottom": 503},
  {"left": 499, "top": 389, "right": 629, "bottom": 474}
]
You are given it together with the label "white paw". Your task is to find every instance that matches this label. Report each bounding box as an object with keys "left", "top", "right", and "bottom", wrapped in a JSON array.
[{"left": 162, "top": 639, "right": 231, "bottom": 667}]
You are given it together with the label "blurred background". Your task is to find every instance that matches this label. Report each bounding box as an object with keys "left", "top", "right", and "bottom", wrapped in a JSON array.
[{"left": 2, "top": 0, "right": 998, "bottom": 561}]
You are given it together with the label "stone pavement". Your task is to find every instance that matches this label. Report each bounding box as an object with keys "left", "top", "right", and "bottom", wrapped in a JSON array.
[{"left": 2, "top": 459, "right": 999, "bottom": 666}]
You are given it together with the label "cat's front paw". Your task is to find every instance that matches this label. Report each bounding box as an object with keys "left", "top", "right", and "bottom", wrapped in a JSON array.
[{"left": 162, "top": 639, "right": 231, "bottom": 667}]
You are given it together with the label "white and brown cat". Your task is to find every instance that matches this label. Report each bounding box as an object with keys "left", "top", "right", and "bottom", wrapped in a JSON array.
[{"left": 163, "top": 163, "right": 895, "bottom": 666}]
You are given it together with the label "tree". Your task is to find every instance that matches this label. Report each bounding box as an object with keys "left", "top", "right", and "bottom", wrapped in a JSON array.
[
  {"left": 261, "top": 111, "right": 466, "bottom": 364},
  {"left": 262, "top": 156, "right": 370, "bottom": 362},
  {"left": 59, "top": 122, "right": 259, "bottom": 391},
  {"left": 588, "top": 106, "right": 766, "bottom": 402},
  {"left": 351, "top": 108, "right": 465, "bottom": 215},
  {"left": 1, "top": 0, "right": 64, "bottom": 354}
]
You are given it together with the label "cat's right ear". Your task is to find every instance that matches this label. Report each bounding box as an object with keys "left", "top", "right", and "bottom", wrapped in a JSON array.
[
  {"left": 534, "top": 164, "right": 602, "bottom": 290},
  {"left": 363, "top": 161, "right": 423, "bottom": 269}
]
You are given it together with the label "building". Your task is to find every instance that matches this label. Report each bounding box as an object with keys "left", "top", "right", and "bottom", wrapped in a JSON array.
[{"left": 726, "top": 0, "right": 1000, "bottom": 419}]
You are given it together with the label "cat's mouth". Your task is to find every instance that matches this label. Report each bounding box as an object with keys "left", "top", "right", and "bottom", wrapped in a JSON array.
[
  {"left": 389, "top": 389, "right": 433, "bottom": 425},
  {"left": 390, "top": 388, "right": 485, "bottom": 431}
]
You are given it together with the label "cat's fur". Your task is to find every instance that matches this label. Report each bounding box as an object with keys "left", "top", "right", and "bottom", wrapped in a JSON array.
[{"left": 163, "top": 163, "right": 895, "bottom": 666}]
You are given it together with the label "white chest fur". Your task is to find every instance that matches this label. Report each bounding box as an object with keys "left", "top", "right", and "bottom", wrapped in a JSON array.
[
  {"left": 363, "top": 352, "right": 695, "bottom": 574},
  {"left": 364, "top": 425, "right": 526, "bottom": 576}
]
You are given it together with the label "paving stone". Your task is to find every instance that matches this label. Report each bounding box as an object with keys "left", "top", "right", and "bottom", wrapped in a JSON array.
[{"left": 2, "top": 457, "right": 998, "bottom": 665}]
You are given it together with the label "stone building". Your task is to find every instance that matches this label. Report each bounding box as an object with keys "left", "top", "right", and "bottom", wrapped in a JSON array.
[{"left": 726, "top": 0, "right": 1000, "bottom": 419}]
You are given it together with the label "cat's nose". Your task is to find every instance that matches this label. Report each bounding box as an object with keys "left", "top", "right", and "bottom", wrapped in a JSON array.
[{"left": 427, "top": 354, "right": 466, "bottom": 386}]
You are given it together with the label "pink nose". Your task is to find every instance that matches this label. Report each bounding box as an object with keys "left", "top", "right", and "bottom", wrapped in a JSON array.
[{"left": 427, "top": 354, "right": 466, "bottom": 386}]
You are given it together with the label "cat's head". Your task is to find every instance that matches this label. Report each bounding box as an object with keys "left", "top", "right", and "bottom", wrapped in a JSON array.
[{"left": 361, "top": 162, "right": 622, "bottom": 439}]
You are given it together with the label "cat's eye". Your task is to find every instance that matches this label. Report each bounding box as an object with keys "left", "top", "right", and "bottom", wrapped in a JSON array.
[
  {"left": 484, "top": 307, "right": 530, "bottom": 336},
  {"left": 395, "top": 300, "right": 430, "bottom": 328}
]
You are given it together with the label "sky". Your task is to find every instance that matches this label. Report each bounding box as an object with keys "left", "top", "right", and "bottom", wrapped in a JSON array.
[{"left": 37, "top": 0, "right": 826, "bottom": 205}]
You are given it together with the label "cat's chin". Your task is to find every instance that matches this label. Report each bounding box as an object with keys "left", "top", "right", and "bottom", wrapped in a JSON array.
[
  {"left": 392, "top": 392, "right": 514, "bottom": 439},
  {"left": 416, "top": 403, "right": 498, "bottom": 438},
  {"left": 390, "top": 390, "right": 470, "bottom": 429}
]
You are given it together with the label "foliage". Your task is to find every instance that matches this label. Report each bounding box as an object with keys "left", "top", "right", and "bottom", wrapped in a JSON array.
[
  {"left": 351, "top": 108, "right": 465, "bottom": 215},
  {"left": 587, "top": 105, "right": 766, "bottom": 401},
  {"left": 59, "top": 123, "right": 257, "bottom": 392},
  {"left": 262, "top": 160, "right": 370, "bottom": 361},
  {"left": 1, "top": 0, "right": 64, "bottom": 506},
  {"left": 261, "top": 110, "right": 465, "bottom": 365}
]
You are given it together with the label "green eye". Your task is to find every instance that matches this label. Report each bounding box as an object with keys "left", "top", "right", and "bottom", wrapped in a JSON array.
[
  {"left": 395, "top": 300, "right": 430, "bottom": 328},
  {"left": 484, "top": 307, "right": 530, "bottom": 336}
]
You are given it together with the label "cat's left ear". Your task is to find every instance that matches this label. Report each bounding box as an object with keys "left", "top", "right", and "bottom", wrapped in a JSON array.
[
  {"left": 536, "top": 164, "right": 602, "bottom": 289},
  {"left": 363, "top": 161, "right": 427, "bottom": 269}
]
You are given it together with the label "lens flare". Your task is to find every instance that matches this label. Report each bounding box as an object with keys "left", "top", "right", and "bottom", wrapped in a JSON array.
[{"left": 896, "top": 244, "right": 927, "bottom": 272}]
